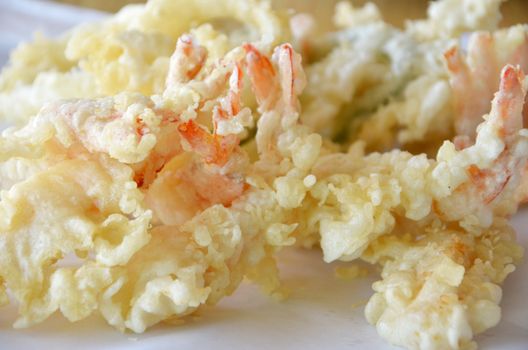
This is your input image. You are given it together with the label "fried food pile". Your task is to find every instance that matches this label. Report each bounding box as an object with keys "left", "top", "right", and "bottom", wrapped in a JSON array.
[{"left": 0, "top": 0, "right": 527, "bottom": 349}]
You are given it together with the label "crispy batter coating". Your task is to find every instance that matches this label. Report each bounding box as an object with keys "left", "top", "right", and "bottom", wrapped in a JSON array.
[
  {"left": 363, "top": 219, "right": 523, "bottom": 350},
  {"left": 0, "top": 156, "right": 150, "bottom": 327}
]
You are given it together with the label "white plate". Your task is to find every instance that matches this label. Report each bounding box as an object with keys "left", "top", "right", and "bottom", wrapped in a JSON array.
[{"left": 0, "top": 1, "right": 527, "bottom": 349}]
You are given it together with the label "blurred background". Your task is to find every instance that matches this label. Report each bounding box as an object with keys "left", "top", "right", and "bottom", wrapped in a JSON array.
[
  {"left": 53, "top": 0, "right": 528, "bottom": 26},
  {"left": 1, "top": 0, "right": 528, "bottom": 66}
]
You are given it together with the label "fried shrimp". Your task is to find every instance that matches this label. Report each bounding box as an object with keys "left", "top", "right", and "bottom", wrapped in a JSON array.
[
  {"left": 445, "top": 25, "right": 528, "bottom": 143},
  {"left": 305, "top": 65, "right": 528, "bottom": 263},
  {"left": 98, "top": 41, "right": 309, "bottom": 332},
  {"left": 434, "top": 65, "right": 528, "bottom": 222},
  {"left": 0, "top": 33, "right": 309, "bottom": 332},
  {"left": 0, "top": 0, "right": 527, "bottom": 349}
]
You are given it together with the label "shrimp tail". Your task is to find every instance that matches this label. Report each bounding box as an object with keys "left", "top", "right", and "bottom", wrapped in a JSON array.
[
  {"left": 244, "top": 43, "right": 279, "bottom": 111},
  {"left": 490, "top": 65, "right": 525, "bottom": 139},
  {"left": 166, "top": 34, "right": 207, "bottom": 87},
  {"left": 177, "top": 120, "right": 238, "bottom": 166},
  {"left": 272, "top": 43, "right": 307, "bottom": 116}
]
